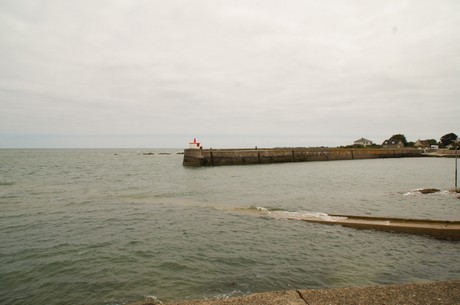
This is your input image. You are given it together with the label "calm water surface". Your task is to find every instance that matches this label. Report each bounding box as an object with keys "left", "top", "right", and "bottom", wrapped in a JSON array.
[{"left": 0, "top": 149, "right": 459, "bottom": 305}]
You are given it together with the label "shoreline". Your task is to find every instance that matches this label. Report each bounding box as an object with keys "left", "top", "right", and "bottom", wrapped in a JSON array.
[{"left": 131, "top": 280, "right": 460, "bottom": 305}]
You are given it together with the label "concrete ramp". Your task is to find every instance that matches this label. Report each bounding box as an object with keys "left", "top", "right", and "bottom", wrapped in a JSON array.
[
  {"left": 233, "top": 208, "right": 460, "bottom": 241},
  {"left": 132, "top": 280, "right": 460, "bottom": 305},
  {"left": 290, "top": 213, "right": 460, "bottom": 241}
]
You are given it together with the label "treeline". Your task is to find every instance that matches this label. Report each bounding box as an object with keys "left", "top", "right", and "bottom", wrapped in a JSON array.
[
  {"left": 345, "top": 132, "right": 458, "bottom": 149},
  {"left": 393, "top": 132, "right": 458, "bottom": 148}
]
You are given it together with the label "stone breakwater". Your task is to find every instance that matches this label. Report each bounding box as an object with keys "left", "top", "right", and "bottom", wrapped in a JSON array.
[{"left": 183, "top": 148, "right": 422, "bottom": 166}]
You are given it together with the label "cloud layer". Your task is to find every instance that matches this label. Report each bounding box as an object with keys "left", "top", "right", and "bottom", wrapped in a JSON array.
[{"left": 1, "top": 0, "right": 459, "bottom": 148}]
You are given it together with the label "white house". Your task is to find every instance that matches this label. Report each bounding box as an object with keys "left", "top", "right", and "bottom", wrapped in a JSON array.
[
  {"left": 414, "top": 139, "right": 432, "bottom": 148},
  {"left": 353, "top": 138, "right": 373, "bottom": 147}
]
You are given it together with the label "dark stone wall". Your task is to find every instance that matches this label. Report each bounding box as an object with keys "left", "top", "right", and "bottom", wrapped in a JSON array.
[{"left": 183, "top": 148, "right": 422, "bottom": 167}]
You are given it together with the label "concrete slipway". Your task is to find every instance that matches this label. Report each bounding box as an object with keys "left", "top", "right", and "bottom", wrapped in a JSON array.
[
  {"left": 131, "top": 280, "right": 460, "bottom": 305},
  {"left": 289, "top": 214, "right": 460, "bottom": 241},
  {"left": 232, "top": 207, "right": 460, "bottom": 241}
]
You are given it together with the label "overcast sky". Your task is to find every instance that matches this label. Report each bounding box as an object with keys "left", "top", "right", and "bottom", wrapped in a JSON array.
[{"left": 1, "top": 0, "right": 459, "bottom": 148}]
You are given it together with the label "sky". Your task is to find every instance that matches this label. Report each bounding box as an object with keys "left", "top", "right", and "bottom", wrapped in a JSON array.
[{"left": 0, "top": 0, "right": 459, "bottom": 148}]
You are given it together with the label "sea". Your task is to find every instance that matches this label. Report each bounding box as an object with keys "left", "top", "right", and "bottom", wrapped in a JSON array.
[{"left": 1, "top": 149, "right": 459, "bottom": 305}]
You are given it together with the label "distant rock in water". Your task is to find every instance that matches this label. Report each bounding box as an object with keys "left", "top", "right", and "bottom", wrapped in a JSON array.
[
  {"left": 419, "top": 188, "right": 441, "bottom": 194},
  {"left": 158, "top": 153, "right": 171, "bottom": 155},
  {"left": 141, "top": 152, "right": 155, "bottom": 156}
]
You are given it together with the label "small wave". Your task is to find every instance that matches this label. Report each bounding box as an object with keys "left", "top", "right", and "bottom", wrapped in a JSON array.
[
  {"left": 124, "top": 295, "right": 163, "bottom": 305},
  {"left": 143, "top": 295, "right": 163, "bottom": 304},
  {"left": 207, "top": 290, "right": 242, "bottom": 300},
  {"left": 0, "top": 181, "right": 15, "bottom": 186},
  {"left": 247, "top": 206, "right": 285, "bottom": 212},
  {"left": 246, "top": 205, "right": 262, "bottom": 211},
  {"left": 250, "top": 206, "right": 347, "bottom": 222},
  {"left": 269, "top": 210, "right": 347, "bottom": 222}
]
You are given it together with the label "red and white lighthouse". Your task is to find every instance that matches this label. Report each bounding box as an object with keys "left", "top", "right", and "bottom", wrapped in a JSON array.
[{"left": 189, "top": 138, "right": 202, "bottom": 149}]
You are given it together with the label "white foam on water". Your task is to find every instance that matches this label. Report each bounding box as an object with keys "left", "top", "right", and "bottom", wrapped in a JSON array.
[
  {"left": 256, "top": 208, "right": 347, "bottom": 222},
  {"left": 207, "top": 290, "right": 242, "bottom": 300},
  {"left": 403, "top": 188, "right": 451, "bottom": 196},
  {"left": 143, "top": 295, "right": 163, "bottom": 304},
  {"left": 403, "top": 188, "right": 427, "bottom": 196},
  {"left": 403, "top": 189, "right": 418, "bottom": 196}
]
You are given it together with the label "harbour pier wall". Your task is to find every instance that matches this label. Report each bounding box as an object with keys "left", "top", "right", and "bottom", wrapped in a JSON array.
[{"left": 183, "top": 147, "right": 422, "bottom": 166}]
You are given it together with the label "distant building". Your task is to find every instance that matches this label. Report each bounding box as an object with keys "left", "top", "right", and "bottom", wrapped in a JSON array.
[
  {"left": 353, "top": 138, "right": 373, "bottom": 147},
  {"left": 414, "top": 139, "right": 432, "bottom": 149},
  {"left": 447, "top": 138, "right": 460, "bottom": 149},
  {"left": 382, "top": 139, "right": 404, "bottom": 148}
]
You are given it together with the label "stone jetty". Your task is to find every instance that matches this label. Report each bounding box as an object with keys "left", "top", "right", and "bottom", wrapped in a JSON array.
[{"left": 183, "top": 147, "right": 422, "bottom": 166}]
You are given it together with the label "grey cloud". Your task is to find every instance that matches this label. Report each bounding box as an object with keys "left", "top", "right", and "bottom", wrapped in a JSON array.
[{"left": 1, "top": 0, "right": 459, "bottom": 148}]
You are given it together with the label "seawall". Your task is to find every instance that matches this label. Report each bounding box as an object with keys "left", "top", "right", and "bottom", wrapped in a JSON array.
[
  {"left": 183, "top": 147, "right": 422, "bottom": 166},
  {"left": 131, "top": 280, "right": 460, "bottom": 305}
]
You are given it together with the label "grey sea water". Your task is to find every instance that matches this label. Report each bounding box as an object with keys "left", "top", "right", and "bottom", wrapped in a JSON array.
[{"left": 0, "top": 149, "right": 459, "bottom": 305}]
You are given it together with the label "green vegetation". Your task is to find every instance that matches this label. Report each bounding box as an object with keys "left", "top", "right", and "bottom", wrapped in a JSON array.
[
  {"left": 388, "top": 134, "right": 408, "bottom": 146},
  {"left": 440, "top": 133, "right": 458, "bottom": 148},
  {"left": 381, "top": 133, "right": 457, "bottom": 148},
  {"left": 345, "top": 133, "right": 458, "bottom": 149}
]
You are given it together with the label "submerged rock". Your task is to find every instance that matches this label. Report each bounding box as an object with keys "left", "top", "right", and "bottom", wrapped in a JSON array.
[{"left": 419, "top": 188, "right": 441, "bottom": 194}]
